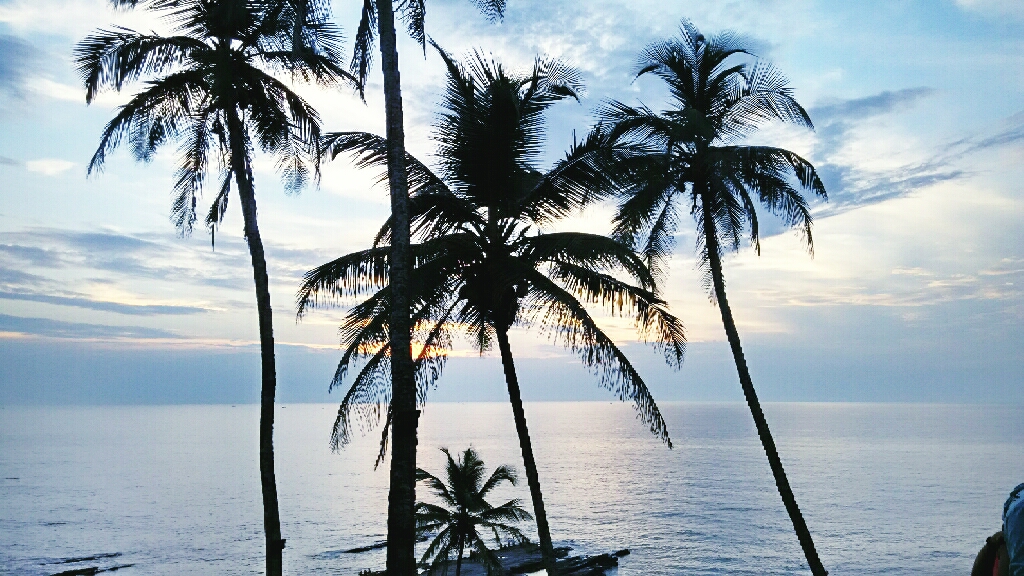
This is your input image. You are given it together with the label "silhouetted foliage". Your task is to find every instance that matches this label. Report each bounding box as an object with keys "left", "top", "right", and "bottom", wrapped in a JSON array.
[
  {"left": 297, "top": 45, "right": 685, "bottom": 573},
  {"left": 416, "top": 448, "right": 531, "bottom": 575},
  {"left": 595, "top": 19, "right": 829, "bottom": 576},
  {"left": 75, "top": 1, "right": 352, "bottom": 573}
]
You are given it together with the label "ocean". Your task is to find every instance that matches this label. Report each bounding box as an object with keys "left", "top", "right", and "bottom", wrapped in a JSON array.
[{"left": 2, "top": 402, "right": 1022, "bottom": 575}]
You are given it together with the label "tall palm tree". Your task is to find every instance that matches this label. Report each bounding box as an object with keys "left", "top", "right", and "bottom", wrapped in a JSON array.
[
  {"left": 416, "top": 447, "right": 531, "bottom": 576},
  {"left": 343, "top": 3, "right": 506, "bottom": 572},
  {"left": 597, "top": 20, "right": 829, "bottom": 576},
  {"left": 297, "top": 46, "right": 686, "bottom": 575},
  {"left": 75, "top": 1, "right": 351, "bottom": 574}
]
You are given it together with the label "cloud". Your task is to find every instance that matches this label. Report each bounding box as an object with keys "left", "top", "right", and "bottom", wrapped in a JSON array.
[
  {"left": 0, "top": 228, "right": 336, "bottom": 323},
  {"left": 804, "top": 92, "right": 1024, "bottom": 217},
  {"left": 810, "top": 87, "right": 936, "bottom": 158},
  {"left": 0, "top": 290, "right": 209, "bottom": 315},
  {"left": 25, "top": 158, "right": 75, "bottom": 176},
  {"left": 0, "top": 157, "right": 76, "bottom": 175},
  {"left": 0, "top": 266, "right": 49, "bottom": 287},
  {"left": 954, "top": 0, "right": 1024, "bottom": 18},
  {"left": 961, "top": 112, "right": 1024, "bottom": 154},
  {"left": 47, "top": 230, "right": 156, "bottom": 254},
  {"left": 0, "top": 34, "right": 35, "bottom": 101},
  {"left": 0, "top": 228, "right": 246, "bottom": 288},
  {"left": 0, "top": 313, "right": 179, "bottom": 340},
  {"left": 0, "top": 243, "right": 62, "bottom": 267},
  {"left": 812, "top": 88, "right": 936, "bottom": 121},
  {"left": 814, "top": 159, "right": 965, "bottom": 218}
]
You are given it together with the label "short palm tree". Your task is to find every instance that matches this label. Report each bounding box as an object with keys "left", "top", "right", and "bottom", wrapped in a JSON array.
[
  {"left": 75, "top": 1, "right": 351, "bottom": 573},
  {"left": 297, "top": 46, "right": 686, "bottom": 575},
  {"left": 416, "top": 448, "right": 531, "bottom": 576},
  {"left": 596, "top": 21, "right": 829, "bottom": 575}
]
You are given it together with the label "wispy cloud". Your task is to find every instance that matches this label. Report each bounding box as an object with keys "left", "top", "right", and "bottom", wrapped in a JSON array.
[
  {"left": 1, "top": 229, "right": 247, "bottom": 288},
  {"left": 25, "top": 158, "right": 75, "bottom": 176},
  {"left": 0, "top": 227, "right": 341, "bottom": 324},
  {"left": 0, "top": 243, "right": 62, "bottom": 267},
  {"left": 960, "top": 112, "right": 1024, "bottom": 154},
  {"left": 0, "top": 313, "right": 180, "bottom": 340},
  {"left": 0, "top": 156, "right": 77, "bottom": 175},
  {"left": 0, "top": 34, "right": 35, "bottom": 102},
  {"left": 806, "top": 89, "right": 1024, "bottom": 217},
  {"left": 813, "top": 88, "right": 936, "bottom": 122},
  {"left": 954, "top": 0, "right": 1024, "bottom": 18},
  {"left": 0, "top": 290, "right": 208, "bottom": 315}
]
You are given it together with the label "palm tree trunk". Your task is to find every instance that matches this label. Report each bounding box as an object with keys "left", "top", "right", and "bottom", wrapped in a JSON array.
[
  {"left": 495, "top": 329, "right": 558, "bottom": 576},
  {"left": 455, "top": 532, "right": 465, "bottom": 576},
  {"left": 699, "top": 196, "right": 827, "bottom": 576},
  {"left": 374, "top": 1, "right": 419, "bottom": 574},
  {"left": 226, "top": 107, "right": 284, "bottom": 576}
]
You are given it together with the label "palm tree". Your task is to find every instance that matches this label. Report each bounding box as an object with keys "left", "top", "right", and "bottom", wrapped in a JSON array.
[
  {"left": 596, "top": 20, "right": 829, "bottom": 576},
  {"left": 75, "top": 1, "right": 351, "bottom": 574},
  {"left": 297, "top": 46, "right": 686, "bottom": 575},
  {"left": 343, "top": 3, "right": 506, "bottom": 572},
  {"left": 416, "top": 448, "right": 531, "bottom": 576}
]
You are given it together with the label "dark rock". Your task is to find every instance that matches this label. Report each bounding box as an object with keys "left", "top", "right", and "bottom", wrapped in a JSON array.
[{"left": 51, "top": 569, "right": 99, "bottom": 576}]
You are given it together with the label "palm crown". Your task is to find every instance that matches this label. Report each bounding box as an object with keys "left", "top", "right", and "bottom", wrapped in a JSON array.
[
  {"left": 297, "top": 45, "right": 685, "bottom": 453},
  {"left": 76, "top": 0, "right": 352, "bottom": 237},
  {"left": 416, "top": 448, "right": 531, "bottom": 575},
  {"left": 598, "top": 20, "right": 827, "bottom": 285}
]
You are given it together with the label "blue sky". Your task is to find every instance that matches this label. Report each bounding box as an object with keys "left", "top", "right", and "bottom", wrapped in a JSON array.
[{"left": 1, "top": 0, "right": 1022, "bottom": 405}]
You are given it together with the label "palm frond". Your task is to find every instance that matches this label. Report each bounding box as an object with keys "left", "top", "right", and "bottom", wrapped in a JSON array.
[
  {"left": 518, "top": 232, "right": 655, "bottom": 289},
  {"left": 720, "top": 61, "right": 812, "bottom": 141},
  {"left": 479, "top": 499, "right": 532, "bottom": 525},
  {"left": 86, "top": 69, "right": 205, "bottom": 173},
  {"left": 396, "top": 0, "right": 427, "bottom": 51},
  {"left": 322, "top": 131, "right": 448, "bottom": 196},
  {"left": 350, "top": 0, "right": 377, "bottom": 98},
  {"left": 520, "top": 127, "right": 631, "bottom": 224},
  {"left": 74, "top": 28, "right": 207, "bottom": 103},
  {"left": 520, "top": 268, "right": 673, "bottom": 445},
  {"left": 469, "top": 0, "right": 505, "bottom": 21},
  {"left": 543, "top": 259, "right": 685, "bottom": 367},
  {"left": 479, "top": 464, "right": 517, "bottom": 497},
  {"left": 296, "top": 247, "right": 392, "bottom": 315},
  {"left": 171, "top": 113, "right": 215, "bottom": 235},
  {"left": 205, "top": 170, "right": 233, "bottom": 247}
]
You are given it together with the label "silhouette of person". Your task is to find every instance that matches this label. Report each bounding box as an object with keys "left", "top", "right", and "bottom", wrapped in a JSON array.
[{"left": 1005, "top": 483, "right": 1024, "bottom": 576}]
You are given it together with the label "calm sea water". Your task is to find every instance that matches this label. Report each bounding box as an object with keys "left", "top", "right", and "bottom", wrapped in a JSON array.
[{"left": 1, "top": 402, "right": 1022, "bottom": 575}]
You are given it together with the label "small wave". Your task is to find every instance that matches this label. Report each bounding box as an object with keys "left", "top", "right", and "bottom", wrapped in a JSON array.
[{"left": 48, "top": 553, "right": 122, "bottom": 565}]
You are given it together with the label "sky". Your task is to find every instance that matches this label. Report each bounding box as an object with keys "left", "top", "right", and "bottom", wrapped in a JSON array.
[{"left": 0, "top": 0, "right": 1022, "bottom": 407}]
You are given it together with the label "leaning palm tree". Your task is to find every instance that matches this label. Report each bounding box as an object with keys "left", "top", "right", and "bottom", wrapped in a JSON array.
[
  {"left": 597, "top": 20, "right": 829, "bottom": 576},
  {"left": 75, "top": 1, "right": 351, "bottom": 573},
  {"left": 342, "top": 2, "right": 507, "bottom": 571},
  {"left": 416, "top": 448, "right": 531, "bottom": 576},
  {"left": 297, "top": 46, "right": 686, "bottom": 575}
]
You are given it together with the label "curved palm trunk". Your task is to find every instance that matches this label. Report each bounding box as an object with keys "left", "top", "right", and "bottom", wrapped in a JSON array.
[
  {"left": 374, "top": 1, "right": 419, "bottom": 574},
  {"left": 226, "top": 107, "right": 284, "bottom": 576},
  {"left": 700, "top": 195, "right": 827, "bottom": 576},
  {"left": 495, "top": 329, "right": 558, "bottom": 576}
]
